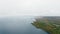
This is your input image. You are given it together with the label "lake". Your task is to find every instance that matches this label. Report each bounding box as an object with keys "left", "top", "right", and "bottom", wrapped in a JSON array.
[{"left": 0, "top": 16, "right": 48, "bottom": 34}]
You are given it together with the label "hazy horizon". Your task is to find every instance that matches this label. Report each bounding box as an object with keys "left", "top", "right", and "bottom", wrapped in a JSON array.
[{"left": 0, "top": 0, "right": 60, "bottom": 16}]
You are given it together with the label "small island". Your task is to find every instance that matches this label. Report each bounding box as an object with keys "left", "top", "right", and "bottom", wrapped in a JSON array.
[{"left": 32, "top": 16, "right": 60, "bottom": 34}]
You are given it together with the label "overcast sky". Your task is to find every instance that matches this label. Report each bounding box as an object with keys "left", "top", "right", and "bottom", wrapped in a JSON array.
[{"left": 0, "top": 0, "right": 60, "bottom": 16}]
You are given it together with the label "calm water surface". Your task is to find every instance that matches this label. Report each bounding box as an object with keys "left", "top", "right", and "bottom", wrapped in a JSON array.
[{"left": 0, "top": 16, "right": 48, "bottom": 34}]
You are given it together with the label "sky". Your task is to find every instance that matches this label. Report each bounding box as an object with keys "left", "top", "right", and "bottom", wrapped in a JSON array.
[{"left": 0, "top": 0, "right": 60, "bottom": 16}]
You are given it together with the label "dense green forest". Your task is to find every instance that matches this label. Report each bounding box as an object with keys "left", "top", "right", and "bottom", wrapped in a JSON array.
[{"left": 32, "top": 16, "right": 60, "bottom": 34}]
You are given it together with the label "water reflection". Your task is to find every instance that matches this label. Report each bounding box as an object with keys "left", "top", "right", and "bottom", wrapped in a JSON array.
[{"left": 0, "top": 16, "right": 48, "bottom": 34}]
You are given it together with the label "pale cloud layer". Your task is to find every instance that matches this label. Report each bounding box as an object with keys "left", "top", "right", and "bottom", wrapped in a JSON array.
[{"left": 0, "top": 0, "right": 60, "bottom": 16}]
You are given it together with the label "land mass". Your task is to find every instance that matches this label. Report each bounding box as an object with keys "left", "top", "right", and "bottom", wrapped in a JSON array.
[{"left": 32, "top": 16, "right": 60, "bottom": 34}]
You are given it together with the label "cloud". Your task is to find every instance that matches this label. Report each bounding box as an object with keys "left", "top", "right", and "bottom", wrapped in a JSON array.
[{"left": 0, "top": 0, "right": 60, "bottom": 16}]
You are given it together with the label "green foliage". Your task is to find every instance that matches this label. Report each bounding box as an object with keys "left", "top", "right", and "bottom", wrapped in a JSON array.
[{"left": 32, "top": 17, "right": 60, "bottom": 34}]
